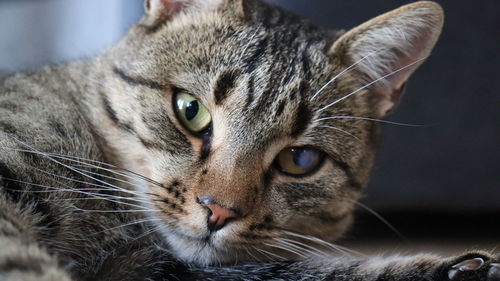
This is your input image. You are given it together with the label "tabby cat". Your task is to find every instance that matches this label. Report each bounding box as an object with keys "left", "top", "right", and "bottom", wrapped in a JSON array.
[{"left": 0, "top": 0, "right": 498, "bottom": 280}]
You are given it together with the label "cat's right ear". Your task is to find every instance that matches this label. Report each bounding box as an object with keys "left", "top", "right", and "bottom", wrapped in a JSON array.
[
  {"left": 328, "top": 1, "right": 444, "bottom": 118},
  {"left": 142, "top": 0, "right": 229, "bottom": 26}
]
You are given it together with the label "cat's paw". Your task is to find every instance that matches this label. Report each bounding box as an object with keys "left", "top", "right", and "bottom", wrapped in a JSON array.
[{"left": 446, "top": 254, "right": 500, "bottom": 281}]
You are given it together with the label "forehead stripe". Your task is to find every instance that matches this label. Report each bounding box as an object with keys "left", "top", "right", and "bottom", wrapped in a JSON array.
[
  {"left": 244, "top": 76, "right": 255, "bottom": 109},
  {"left": 101, "top": 94, "right": 135, "bottom": 134},
  {"left": 291, "top": 101, "right": 311, "bottom": 138},
  {"left": 214, "top": 70, "right": 240, "bottom": 105},
  {"left": 243, "top": 37, "right": 268, "bottom": 74},
  {"left": 113, "top": 67, "right": 164, "bottom": 91}
]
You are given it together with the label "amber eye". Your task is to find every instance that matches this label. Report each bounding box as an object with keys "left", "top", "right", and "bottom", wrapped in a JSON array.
[
  {"left": 174, "top": 92, "right": 212, "bottom": 134},
  {"left": 275, "top": 147, "right": 324, "bottom": 177}
]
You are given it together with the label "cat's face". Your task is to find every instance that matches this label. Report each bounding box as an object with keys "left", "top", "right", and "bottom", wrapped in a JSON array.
[{"left": 99, "top": 0, "right": 443, "bottom": 265}]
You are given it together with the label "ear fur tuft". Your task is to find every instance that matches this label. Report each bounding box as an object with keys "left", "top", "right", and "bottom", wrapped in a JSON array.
[{"left": 142, "top": 0, "right": 228, "bottom": 26}]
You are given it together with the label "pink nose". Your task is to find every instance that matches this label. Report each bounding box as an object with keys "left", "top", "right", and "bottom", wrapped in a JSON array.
[
  {"left": 206, "top": 204, "right": 236, "bottom": 225},
  {"left": 197, "top": 197, "right": 238, "bottom": 232}
]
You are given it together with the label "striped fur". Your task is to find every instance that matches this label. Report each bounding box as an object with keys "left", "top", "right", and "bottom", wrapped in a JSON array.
[{"left": 0, "top": 0, "right": 498, "bottom": 280}]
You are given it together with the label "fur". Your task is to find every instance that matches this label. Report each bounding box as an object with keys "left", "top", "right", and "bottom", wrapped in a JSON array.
[{"left": 0, "top": 0, "right": 498, "bottom": 280}]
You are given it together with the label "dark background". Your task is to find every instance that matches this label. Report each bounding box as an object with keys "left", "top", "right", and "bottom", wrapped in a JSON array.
[{"left": 1, "top": 0, "right": 498, "bottom": 215}]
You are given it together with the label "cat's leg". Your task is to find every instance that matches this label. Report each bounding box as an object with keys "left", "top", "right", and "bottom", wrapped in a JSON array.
[
  {"left": 188, "top": 252, "right": 500, "bottom": 281},
  {"left": 321, "top": 252, "right": 500, "bottom": 281},
  {"left": 0, "top": 194, "right": 73, "bottom": 281},
  {"left": 83, "top": 238, "right": 499, "bottom": 281}
]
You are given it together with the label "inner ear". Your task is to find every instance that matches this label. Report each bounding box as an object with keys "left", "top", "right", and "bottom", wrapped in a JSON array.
[
  {"left": 142, "top": 0, "right": 230, "bottom": 27},
  {"left": 143, "top": 0, "right": 184, "bottom": 26},
  {"left": 329, "top": 1, "right": 444, "bottom": 118}
]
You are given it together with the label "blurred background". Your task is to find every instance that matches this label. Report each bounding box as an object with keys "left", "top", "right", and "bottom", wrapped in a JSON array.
[{"left": 0, "top": 0, "right": 498, "bottom": 251}]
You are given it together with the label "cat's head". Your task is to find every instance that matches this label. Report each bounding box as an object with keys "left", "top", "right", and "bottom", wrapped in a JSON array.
[{"left": 98, "top": 0, "right": 443, "bottom": 265}]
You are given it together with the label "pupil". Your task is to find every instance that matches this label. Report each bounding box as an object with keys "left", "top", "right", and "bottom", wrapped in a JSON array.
[
  {"left": 292, "top": 148, "right": 315, "bottom": 169},
  {"left": 185, "top": 101, "right": 199, "bottom": 121}
]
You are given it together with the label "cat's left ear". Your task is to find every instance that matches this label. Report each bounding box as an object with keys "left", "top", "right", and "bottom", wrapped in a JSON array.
[
  {"left": 142, "top": 0, "right": 231, "bottom": 26},
  {"left": 329, "top": 1, "right": 444, "bottom": 117}
]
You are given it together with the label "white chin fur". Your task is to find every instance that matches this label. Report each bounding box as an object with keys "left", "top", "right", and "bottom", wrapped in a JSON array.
[{"left": 163, "top": 231, "right": 235, "bottom": 266}]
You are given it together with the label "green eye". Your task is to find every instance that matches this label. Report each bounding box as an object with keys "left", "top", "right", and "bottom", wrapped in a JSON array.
[
  {"left": 174, "top": 92, "right": 212, "bottom": 134},
  {"left": 275, "top": 147, "right": 324, "bottom": 177}
]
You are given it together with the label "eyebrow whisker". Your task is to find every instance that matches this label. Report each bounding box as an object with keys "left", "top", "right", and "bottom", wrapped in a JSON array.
[
  {"left": 310, "top": 50, "right": 382, "bottom": 101},
  {"left": 318, "top": 58, "right": 425, "bottom": 113}
]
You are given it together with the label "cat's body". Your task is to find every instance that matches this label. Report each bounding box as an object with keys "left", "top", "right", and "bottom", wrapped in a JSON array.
[{"left": 0, "top": 0, "right": 498, "bottom": 280}]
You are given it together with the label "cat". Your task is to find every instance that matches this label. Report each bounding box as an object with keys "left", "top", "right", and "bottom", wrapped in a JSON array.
[{"left": 0, "top": 0, "right": 498, "bottom": 280}]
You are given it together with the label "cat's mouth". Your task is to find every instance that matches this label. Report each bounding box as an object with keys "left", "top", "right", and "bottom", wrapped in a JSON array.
[{"left": 163, "top": 228, "right": 240, "bottom": 265}]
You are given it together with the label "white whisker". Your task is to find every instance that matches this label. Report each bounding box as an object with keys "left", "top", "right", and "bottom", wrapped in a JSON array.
[
  {"left": 282, "top": 230, "right": 366, "bottom": 257},
  {"left": 72, "top": 208, "right": 158, "bottom": 214},
  {"left": 352, "top": 201, "right": 408, "bottom": 242},
  {"left": 44, "top": 196, "right": 151, "bottom": 205},
  {"left": 3, "top": 177, "right": 150, "bottom": 210},
  {"left": 275, "top": 237, "right": 329, "bottom": 258},
  {"left": 319, "top": 125, "right": 360, "bottom": 140},
  {"left": 13, "top": 162, "right": 144, "bottom": 198},
  {"left": 6, "top": 139, "right": 144, "bottom": 203},
  {"left": 90, "top": 218, "right": 163, "bottom": 236},
  {"left": 310, "top": 50, "right": 381, "bottom": 101},
  {"left": 318, "top": 58, "right": 425, "bottom": 113},
  {"left": 243, "top": 247, "right": 261, "bottom": 263},
  {"left": 316, "top": 116, "right": 426, "bottom": 127},
  {"left": 264, "top": 242, "right": 308, "bottom": 259},
  {"left": 252, "top": 246, "right": 284, "bottom": 262},
  {"left": 130, "top": 225, "right": 164, "bottom": 242},
  {"left": 7, "top": 147, "right": 164, "bottom": 188}
]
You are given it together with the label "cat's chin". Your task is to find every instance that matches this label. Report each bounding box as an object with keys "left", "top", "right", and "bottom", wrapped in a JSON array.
[{"left": 163, "top": 231, "right": 238, "bottom": 266}]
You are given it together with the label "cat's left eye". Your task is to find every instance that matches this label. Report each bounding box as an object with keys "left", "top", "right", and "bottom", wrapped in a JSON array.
[
  {"left": 275, "top": 147, "right": 324, "bottom": 177},
  {"left": 174, "top": 92, "right": 212, "bottom": 134}
]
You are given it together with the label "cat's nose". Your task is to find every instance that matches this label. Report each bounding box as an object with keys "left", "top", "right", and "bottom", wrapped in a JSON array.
[{"left": 197, "top": 197, "right": 239, "bottom": 232}]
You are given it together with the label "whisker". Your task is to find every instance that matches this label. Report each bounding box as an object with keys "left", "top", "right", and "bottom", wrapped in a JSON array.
[
  {"left": 41, "top": 150, "right": 164, "bottom": 188},
  {"left": 56, "top": 157, "right": 162, "bottom": 188},
  {"left": 318, "top": 58, "right": 425, "bottom": 113},
  {"left": 38, "top": 190, "right": 150, "bottom": 206},
  {"left": 14, "top": 163, "right": 145, "bottom": 198},
  {"left": 252, "top": 246, "right": 284, "bottom": 262},
  {"left": 90, "top": 218, "right": 163, "bottom": 236},
  {"left": 352, "top": 201, "right": 409, "bottom": 242},
  {"left": 18, "top": 189, "right": 150, "bottom": 206},
  {"left": 67, "top": 165, "right": 153, "bottom": 197},
  {"left": 319, "top": 125, "right": 360, "bottom": 140},
  {"left": 43, "top": 196, "right": 151, "bottom": 206},
  {"left": 310, "top": 50, "right": 381, "bottom": 101},
  {"left": 6, "top": 147, "right": 164, "bottom": 189},
  {"left": 275, "top": 237, "right": 329, "bottom": 258},
  {"left": 316, "top": 116, "right": 427, "bottom": 127},
  {"left": 72, "top": 208, "right": 159, "bottom": 214},
  {"left": 2, "top": 177, "right": 150, "bottom": 210},
  {"left": 5, "top": 139, "right": 144, "bottom": 203},
  {"left": 130, "top": 225, "right": 165, "bottom": 242},
  {"left": 243, "top": 247, "right": 262, "bottom": 263},
  {"left": 264, "top": 242, "right": 307, "bottom": 259},
  {"left": 281, "top": 230, "right": 366, "bottom": 257}
]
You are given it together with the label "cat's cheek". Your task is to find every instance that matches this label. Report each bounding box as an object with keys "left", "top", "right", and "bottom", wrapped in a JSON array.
[
  {"left": 133, "top": 157, "right": 152, "bottom": 176},
  {"left": 167, "top": 192, "right": 213, "bottom": 236}
]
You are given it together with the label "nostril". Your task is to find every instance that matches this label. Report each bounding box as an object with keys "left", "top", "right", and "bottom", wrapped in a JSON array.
[
  {"left": 197, "top": 197, "right": 238, "bottom": 232},
  {"left": 207, "top": 217, "right": 224, "bottom": 232},
  {"left": 205, "top": 204, "right": 237, "bottom": 232},
  {"left": 205, "top": 205, "right": 213, "bottom": 217}
]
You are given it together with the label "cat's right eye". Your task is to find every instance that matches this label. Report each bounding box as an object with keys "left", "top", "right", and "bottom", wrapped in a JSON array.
[
  {"left": 275, "top": 147, "right": 325, "bottom": 177},
  {"left": 174, "top": 92, "right": 212, "bottom": 135}
]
